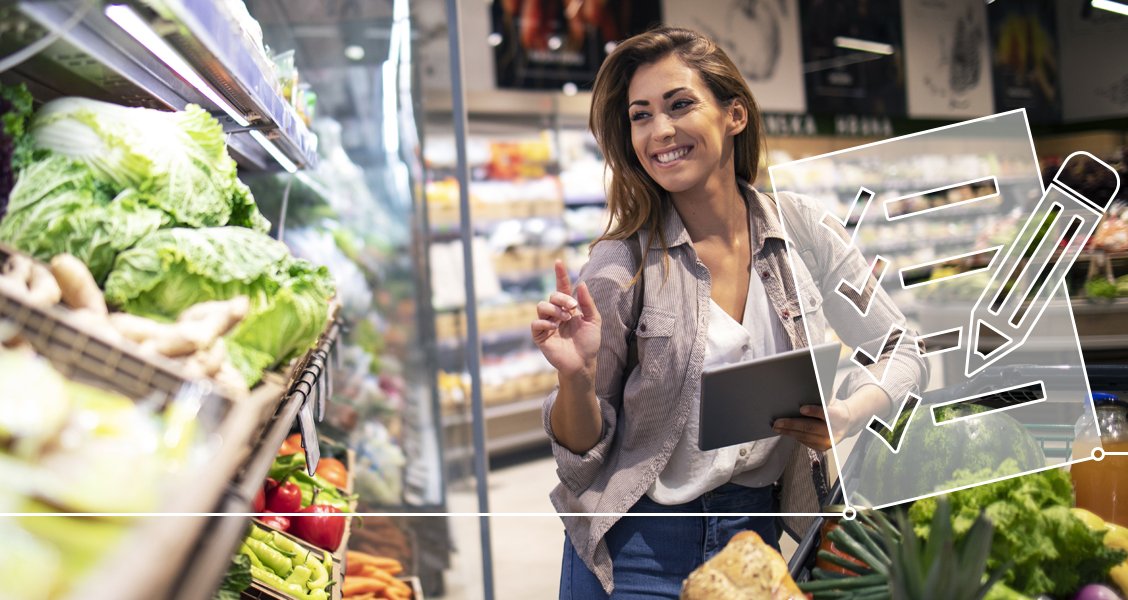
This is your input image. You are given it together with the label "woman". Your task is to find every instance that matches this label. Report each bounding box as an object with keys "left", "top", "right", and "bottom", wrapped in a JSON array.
[{"left": 530, "top": 26, "right": 926, "bottom": 599}]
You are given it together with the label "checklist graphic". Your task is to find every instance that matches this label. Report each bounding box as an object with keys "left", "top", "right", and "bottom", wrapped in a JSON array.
[{"left": 769, "top": 110, "right": 1115, "bottom": 509}]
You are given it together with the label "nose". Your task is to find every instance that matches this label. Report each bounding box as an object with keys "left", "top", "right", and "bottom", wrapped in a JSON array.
[{"left": 651, "top": 113, "right": 675, "bottom": 141}]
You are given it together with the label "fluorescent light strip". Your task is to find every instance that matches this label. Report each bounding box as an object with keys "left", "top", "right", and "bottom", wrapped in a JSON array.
[
  {"left": 105, "top": 4, "right": 250, "bottom": 127},
  {"left": 250, "top": 130, "right": 298, "bottom": 173},
  {"left": 833, "top": 36, "right": 894, "bottom": 55},
  {"left": 1092, "top": 0, "right": 1128, "bottom": 15}
]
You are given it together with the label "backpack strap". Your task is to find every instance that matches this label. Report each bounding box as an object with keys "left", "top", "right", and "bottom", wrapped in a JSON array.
[{"left": 624, "top": 231, "right": 646, "bottom": 374}]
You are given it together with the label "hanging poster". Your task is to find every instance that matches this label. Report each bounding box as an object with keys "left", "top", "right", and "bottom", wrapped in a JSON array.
[
  {"left": 799, "top": 0, "right": 906, "bottom": 117},
  {"left": 490, "top": 0, "right": 662, "bottom": 91},
  {"left": 663, "top": 0, "right": 806, "bottom": 112},
  {"left": 1057, "top": 0, "right": 1128, "bottom": 122},
  {"left": 987, "top": 0, "right": 1061, "bottom": 123},
  {"left": 902, "top": 0, "right": 994, "bottom": 118}
]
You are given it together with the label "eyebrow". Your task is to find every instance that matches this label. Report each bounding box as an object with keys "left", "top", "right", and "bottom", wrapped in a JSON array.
[{"left": 628, "top": 87, "right": 689, "bottom": 108}]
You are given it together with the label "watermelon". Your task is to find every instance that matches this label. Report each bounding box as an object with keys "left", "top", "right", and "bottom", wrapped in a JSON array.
[{"left": 848, "top": 404, "right": 1046, "bottom": 507}]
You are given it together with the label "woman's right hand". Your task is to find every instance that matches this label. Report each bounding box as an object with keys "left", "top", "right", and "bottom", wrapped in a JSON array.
[{"left": 531, "top": 260, "right": 601, "bottom": 379}]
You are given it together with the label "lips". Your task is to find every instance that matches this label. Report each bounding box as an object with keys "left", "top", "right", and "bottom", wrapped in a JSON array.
[{"left": 653, "top": 145, "right": 692, "bottom": 165}]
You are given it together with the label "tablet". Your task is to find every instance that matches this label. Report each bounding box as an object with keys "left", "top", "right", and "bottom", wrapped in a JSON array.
[{"left": 698, "top": 341, "right": 842, "bottom": 451}]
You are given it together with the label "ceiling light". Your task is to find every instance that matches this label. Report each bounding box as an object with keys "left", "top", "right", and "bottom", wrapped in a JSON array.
[
  {"left": 1092, "top": 0, "right": 1128, "bottom": 15},
  {"left": 547, "top": 35, "right": 562, "bottom": 51},
  {"left": 344, "top": 45, "right": 365, "bottom": 61},
  {"left": 604, "top": 41, "right": 618, "bottom": 54},
  {"left": 487, "top": 32, "right": 503, "bottom": 47},
  {"left": 105, "top": 4, "right": 250, "bottom": 126},
  {"left": 833, "top": 36, "right": 894, "bottom": 55},
  {"left": 562, "top": 82, "right": 578, "bottom": 96}
]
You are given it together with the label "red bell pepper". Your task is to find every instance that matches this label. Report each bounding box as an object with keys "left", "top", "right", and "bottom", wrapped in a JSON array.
[
  {"left": 265, "top": 478, "right": 303, "bottom": 514},
  {"left": 290, "top": 503, "right": 346, "bottom": 551},
  {"left": 258, "top": 513, "right": 291, "bottom": 532}
]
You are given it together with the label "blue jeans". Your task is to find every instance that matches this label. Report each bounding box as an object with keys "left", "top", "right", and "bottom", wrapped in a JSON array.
[{"left": 559, "top": 482, "right": 781, "bottom": 600}]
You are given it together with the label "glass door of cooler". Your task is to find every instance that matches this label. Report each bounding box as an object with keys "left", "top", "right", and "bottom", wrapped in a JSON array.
[{"left": 240, "top": 0, "right": 457, "bottom": 595}]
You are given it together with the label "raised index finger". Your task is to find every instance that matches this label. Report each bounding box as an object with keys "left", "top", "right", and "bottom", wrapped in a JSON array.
[{"left": 554, "top": 259, "right": 573, "bottom": 296}]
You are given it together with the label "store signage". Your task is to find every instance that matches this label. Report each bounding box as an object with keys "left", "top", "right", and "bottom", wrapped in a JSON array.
[
  {"left": 761, "top": 113, "right": 818, "bottom": 137},
  {"left": 833, "top": 114, "right": 894, "bottom": 137}
]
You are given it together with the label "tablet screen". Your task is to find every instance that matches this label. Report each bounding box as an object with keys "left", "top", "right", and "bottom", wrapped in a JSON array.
[{"left": 698, "top": 342, "right": 842, "bottom": 450}]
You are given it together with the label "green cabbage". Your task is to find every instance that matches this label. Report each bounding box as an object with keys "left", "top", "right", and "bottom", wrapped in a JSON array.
[
  {"left": 104, "top": 227, "right": 334, "bottom": 385},
  {"left": 30, "top": 97, "right": 268, "bottom": 231},
  {"left": 0, "top": 156, "right": 166, "bottom": 282}
]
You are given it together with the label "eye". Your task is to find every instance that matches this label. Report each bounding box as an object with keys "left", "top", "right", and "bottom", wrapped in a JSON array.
[
  {"left": 671, "top": 98, "right": 694, "bottom": 110},
  {"left": 629, "top": 111, "right": 650, "bottom": 122}
]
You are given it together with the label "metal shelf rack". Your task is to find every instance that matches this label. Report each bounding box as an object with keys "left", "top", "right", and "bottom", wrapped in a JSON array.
[{"left": 1, "top": 0, "right": 317, "bottom": 172}]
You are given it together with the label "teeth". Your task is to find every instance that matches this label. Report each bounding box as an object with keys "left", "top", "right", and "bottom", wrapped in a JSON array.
[{"left": 656, "top": 147, "right": 689, "bottom": 164}]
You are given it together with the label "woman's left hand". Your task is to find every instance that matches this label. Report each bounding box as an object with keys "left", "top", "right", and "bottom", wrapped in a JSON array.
[
  {"left": 772, "top": 403, "right": 849, "bottom": 453},
  {"left": 772, "top": 385, "right": 890, "bottom": 452}
]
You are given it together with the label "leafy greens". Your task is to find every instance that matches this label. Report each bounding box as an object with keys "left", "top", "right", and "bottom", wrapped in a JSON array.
[
  {"left": 103, "top": 227, "right": 334, "bottom": 385},
  {"left": 909, "top": 467, "right": 1125, "bottom": 597}
]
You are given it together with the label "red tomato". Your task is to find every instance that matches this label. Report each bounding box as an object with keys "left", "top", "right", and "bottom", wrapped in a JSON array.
[
  {"left": 278, "top": 433, "right": 304, "bottom": 456},
  {"left": 315, "top": 457, "right": 348, "bottom": 489}
]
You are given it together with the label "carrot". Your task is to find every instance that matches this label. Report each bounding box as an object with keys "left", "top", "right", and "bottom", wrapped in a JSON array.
[
  {"left": 360, "top": 564, "right": 402, "bottom": 578},
  {"left": 342, "top": 577, "right": 386, "bottom": 596},
  {"left": 347, "top": 551, "right": 403, "bottom": 572},
  {"left": 385, "top": 587, "right": 412, "bottom": 600}
]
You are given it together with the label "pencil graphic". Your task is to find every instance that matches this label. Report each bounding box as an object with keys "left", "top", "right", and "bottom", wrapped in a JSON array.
[{"left": 965, "top": 152, "right": 1121, "bottom": 378}]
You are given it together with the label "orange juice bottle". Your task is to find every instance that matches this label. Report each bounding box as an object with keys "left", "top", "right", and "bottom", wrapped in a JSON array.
[{"left": 1072, "top": 392, "right": 1128, "bottom": 527}]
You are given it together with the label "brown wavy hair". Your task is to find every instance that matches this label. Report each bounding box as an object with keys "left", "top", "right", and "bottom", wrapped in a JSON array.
[{"left": 590, "top": 26, "right": 764, "bottom": 259}]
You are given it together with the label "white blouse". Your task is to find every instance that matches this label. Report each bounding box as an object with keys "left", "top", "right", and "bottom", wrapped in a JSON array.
[{"left": 647, "top": 268, "right": 794, "bottom": 505}]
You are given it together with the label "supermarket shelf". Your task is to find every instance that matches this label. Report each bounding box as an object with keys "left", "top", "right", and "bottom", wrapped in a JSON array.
[
  {"left": 863, "top": 233, "right": 979, "bottom": 257},
  {"left": 563, "top": 195, "right": 607, "bottom": 208},
  {"left": 489, "top": 427, "right": 549, "bottom": 455},
  {"left": 5, "top": 0, "right": 316, "bottom": 171},
  {"left": 169, "top": 499, "right": 252, "bottom": 600},
  {"left": 442, "top": 394, "right": 550, "bottom": 459}
]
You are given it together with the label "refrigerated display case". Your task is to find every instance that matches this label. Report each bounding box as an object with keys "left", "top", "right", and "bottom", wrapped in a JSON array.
[{"left": 0, "top": 0, "right": 446, "bottom": 598}]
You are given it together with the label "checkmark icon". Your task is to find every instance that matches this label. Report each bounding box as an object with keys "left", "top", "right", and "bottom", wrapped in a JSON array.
[{"left": 867, "top": 392, "right": 922, "bottom": 453}]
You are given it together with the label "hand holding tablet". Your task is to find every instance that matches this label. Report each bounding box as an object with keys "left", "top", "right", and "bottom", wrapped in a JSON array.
[{"left": 698, "top": 342, "right": 842, "bottom": 451}]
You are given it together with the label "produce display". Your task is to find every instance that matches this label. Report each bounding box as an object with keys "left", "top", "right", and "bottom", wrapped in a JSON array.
[
  {"left": 0, "top": 249, "right": 250, "bottom": 392},
  {"left": 0, "top": 344, "right": 213, "bottom": 599},
  {"left": 800, "top": 498, "right": 1001, "bottom": 600},
  {"left": 253, "top": 434, "right": 355, "bottom": 553},
  {"left": 103, "top": 227, "right": 334, "bottom": 385},
  {"left": 854, "top": 406, "right": 1046, "bottom": 507},
  {"left": 0, "top": 83, "right": 34, "bottom": 215},
  {"left": 239, "top": 523, "right": 336, "bottom": 600},
  {"left": 343, "top": 551, "right": 415, "bottom": 600},
  {"left": 0, "top": 91, "right": 335, "bottom": 388},
  {"left": 797, "top": 468, "right": 1128, "bottom": 600},
  {"left": 243, "top": 119, "right": 411, "bottom": 507}
]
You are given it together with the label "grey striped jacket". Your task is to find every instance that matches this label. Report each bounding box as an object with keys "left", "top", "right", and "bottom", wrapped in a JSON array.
[{"left": 542, "top": 184, "right": 928, "bottom": 593}]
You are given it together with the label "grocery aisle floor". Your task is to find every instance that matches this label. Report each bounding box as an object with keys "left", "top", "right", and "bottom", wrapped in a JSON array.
[
  {"left": 440, "top": 448, "right": 564, "bottom": 600},
  {"left": 437, "top": 448, "right": 798, "bottom": 600}
]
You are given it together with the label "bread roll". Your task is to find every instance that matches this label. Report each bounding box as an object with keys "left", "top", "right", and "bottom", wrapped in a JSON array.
[{"left": 680, "top": 531, "right": 804, "bottom": 600}]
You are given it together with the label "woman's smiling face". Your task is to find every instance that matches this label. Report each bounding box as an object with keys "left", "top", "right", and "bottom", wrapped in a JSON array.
[{"left": 627, "top": 53, "right": 746, "bottom": 198}]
